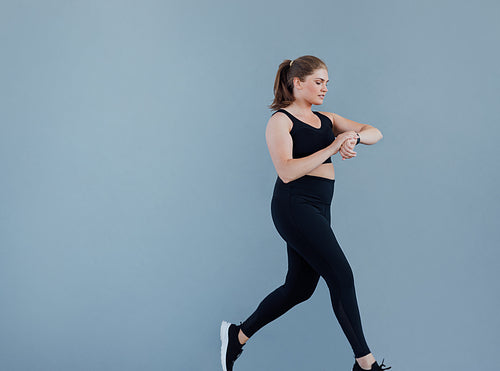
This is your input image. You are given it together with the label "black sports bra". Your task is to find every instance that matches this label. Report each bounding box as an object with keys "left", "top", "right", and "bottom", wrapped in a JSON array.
[{"left": 273, "top": 108, "right": 335, "bottom": 164}]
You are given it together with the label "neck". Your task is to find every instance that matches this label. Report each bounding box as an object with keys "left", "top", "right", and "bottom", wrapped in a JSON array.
[{"left": 285, "top": 100, "right": 313, "bottom": 115}]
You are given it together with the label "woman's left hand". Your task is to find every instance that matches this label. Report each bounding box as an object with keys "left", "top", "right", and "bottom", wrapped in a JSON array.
[{"left": 339, "top": 138, "right": 357, "bottom": 160}]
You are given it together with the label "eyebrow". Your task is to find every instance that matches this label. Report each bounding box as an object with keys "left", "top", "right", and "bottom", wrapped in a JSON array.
[{"left": 315, "top": 78, "right": 330, "bottom": 82}]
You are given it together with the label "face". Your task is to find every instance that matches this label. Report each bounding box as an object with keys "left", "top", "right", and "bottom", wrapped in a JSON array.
[{"left": 294, "top": 68, "right": 329, "bottom": 105}]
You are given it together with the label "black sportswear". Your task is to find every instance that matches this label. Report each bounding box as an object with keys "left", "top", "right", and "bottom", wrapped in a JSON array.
[
  {"left": 273, "top": 108, "right": 335, "bottom": 164},
  {"left": 240, "top": 175, "right": 372, "bottom": 358}
]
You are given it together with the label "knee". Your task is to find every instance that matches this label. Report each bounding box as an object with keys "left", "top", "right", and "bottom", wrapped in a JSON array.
[
  {"left": 282, "top": 280, "right": 316, "bottom": 304},
  {"left": 295, "top": 285, "right": 316, "bottom": 303}
]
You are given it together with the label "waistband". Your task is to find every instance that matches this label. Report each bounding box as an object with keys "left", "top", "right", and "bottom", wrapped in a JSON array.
[
  {"left": 276, "top": 174, "right": 335, "bottom": 185},
  {"left": 274, "top": 175, "right": 335, "bottom": 204}
]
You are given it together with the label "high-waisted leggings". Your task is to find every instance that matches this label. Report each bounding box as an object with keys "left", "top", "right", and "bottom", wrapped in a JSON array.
[{"left": 240, "top": 175, "right": 371, "bottom": 358}]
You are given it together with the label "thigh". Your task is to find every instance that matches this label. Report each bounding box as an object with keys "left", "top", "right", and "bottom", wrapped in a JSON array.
[{"left": 289, "top": 198, "right": 353, "bottom": 281}]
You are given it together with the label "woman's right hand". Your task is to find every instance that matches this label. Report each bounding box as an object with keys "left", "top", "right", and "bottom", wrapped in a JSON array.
[{"left": 329, "top": 131, "right": 358, "bottom": 156}]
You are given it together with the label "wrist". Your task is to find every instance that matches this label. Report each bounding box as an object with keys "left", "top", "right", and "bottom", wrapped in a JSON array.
[
  {"left": 355, "top": 132, "right": 361, "bottom": 145},
  {"left": 332, "top": 141, "right": 342, "bottom": 155}
]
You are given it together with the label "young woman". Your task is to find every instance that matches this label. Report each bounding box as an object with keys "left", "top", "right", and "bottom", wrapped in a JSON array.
[{"left": 220, "top": 55, "right": 390, "bottom": 371}]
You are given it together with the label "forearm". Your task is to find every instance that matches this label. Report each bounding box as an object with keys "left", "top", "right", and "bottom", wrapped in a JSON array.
[
  {"left": 279, "top": 146, "right": 334, "bottom": 183},
  {"left": 357, "top": 125, "right": 383, "bottom": 145}
]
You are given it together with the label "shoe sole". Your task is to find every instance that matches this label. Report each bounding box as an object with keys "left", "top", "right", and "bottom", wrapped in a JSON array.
[{"left": 220, "top": 320, "right": 230, "bottom": 371}]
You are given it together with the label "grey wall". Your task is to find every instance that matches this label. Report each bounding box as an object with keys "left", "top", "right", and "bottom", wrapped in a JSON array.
[{"left": 1, "top": 0, "right": 499, "bottom": 370}]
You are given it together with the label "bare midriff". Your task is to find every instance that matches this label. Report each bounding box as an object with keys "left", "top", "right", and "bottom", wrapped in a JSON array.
[{"left": 305, "top": 162, "right": 335, "bottom": 180}]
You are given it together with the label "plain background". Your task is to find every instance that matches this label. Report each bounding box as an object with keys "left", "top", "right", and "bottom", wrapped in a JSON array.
[{"left": 1, "top": 1, "right": 499, "bottom": 370}]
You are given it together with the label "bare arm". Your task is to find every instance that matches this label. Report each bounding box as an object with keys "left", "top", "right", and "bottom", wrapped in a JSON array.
[
  {"left": 265, "top": 113, "right": 356, "bottom": 183},
  {"left": 329, "top": 112, "right": 383, "bottom": 145}
]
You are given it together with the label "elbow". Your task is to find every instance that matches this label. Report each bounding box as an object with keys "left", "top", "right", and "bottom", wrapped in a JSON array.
[
  {"left": 279, "top": 173, "right": 293, "bottom": 184},
  {"left": 276, "top": 161, "right": 294, "bottom": 183},
  {"left": 277, "top": 168, "right": 294, "bottom": 184}
]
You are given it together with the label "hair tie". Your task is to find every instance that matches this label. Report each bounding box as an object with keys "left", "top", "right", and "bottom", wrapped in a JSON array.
[{"left": 289, "top": 60, "right": 294, "bottom": 67}]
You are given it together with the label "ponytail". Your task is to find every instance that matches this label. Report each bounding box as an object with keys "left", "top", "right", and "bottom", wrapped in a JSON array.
[{"left": 268, "top": 55, "right": 328, "bottom": 111}]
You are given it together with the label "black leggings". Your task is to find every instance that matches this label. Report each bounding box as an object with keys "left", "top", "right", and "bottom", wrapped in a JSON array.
[{"left": 240, "top": 175, "right": 371, "bottom": 358}]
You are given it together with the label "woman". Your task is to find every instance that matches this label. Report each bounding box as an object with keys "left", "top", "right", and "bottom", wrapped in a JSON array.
[{"left": 220, "top": 55, "right": 390, "bottom": 371}]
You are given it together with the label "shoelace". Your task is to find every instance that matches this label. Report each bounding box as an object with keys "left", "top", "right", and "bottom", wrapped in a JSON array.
[{"left": 378, "top": 358, "right": 391, "bottom": 370}]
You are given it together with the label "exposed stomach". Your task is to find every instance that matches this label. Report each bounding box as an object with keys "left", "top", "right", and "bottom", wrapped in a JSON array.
[{"left": 305, "top": 162, "right": 335, "bottom": 180}]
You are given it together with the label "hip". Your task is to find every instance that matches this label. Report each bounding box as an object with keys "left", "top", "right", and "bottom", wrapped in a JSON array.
[
  {"left": 271, "top": 174, "right": 334, "bottom": 241},
  {"left": 272, "top": 174, "right": 335, "bottom": 206}
]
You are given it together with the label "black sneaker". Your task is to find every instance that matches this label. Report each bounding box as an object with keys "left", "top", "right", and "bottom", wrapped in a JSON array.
[
  {"left": 220, "top": 321, "right": 245, "bottom": 371},
  {"left": 353, "top": 358, "right": 391, "bottom": 371}
]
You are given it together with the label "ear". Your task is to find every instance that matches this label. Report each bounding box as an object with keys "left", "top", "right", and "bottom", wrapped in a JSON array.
[{"left": 292, "top": 77, "right": 303, "bottom": 90}]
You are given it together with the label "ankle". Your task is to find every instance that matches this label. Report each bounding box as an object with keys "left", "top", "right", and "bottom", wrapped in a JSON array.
[
  {"left": 355, "top": 353, "right": 376, "bottom": 370},
  {"left": 238, "top": 329, "right": 249, "bottom": 345}
]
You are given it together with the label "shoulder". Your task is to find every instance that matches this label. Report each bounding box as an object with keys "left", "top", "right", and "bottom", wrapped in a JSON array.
[
  {"left": 317, "top": 111, "right": 335, "bottom": 125},
  {"left": 268, "top": 110, "right": 293, "bottom": 132}
]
